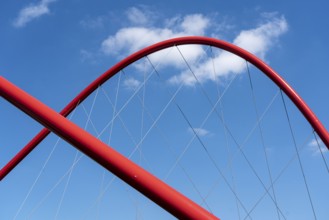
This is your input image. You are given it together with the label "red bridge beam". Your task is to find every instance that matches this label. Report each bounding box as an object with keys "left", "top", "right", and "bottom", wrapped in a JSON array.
[
  {"left": 1, "top": 35, "right": 329, "bottom": 219},
  {"left": 0, "top": 76, "right": 219, "bottom": 220}
]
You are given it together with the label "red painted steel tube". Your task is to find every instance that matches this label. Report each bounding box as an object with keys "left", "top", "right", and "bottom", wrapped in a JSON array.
[
  {"left": 0, "top": 76, "right": 220, "bottom": 220},
  {"left": 1, "top": 36, "right": 329, "bottom": 181}
]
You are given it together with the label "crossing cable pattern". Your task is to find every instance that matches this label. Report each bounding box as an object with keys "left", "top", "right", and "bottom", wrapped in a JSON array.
[{"left": 1, "top": 36, "right": 328, "bottom": 219}]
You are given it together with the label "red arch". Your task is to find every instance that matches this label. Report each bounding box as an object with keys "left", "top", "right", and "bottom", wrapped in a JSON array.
[
  {"left": 1, "top": 36, "right": 328, "bottom": 181},
  {"left": 1, "top": 36, "right": 328, "bottom": 219}
]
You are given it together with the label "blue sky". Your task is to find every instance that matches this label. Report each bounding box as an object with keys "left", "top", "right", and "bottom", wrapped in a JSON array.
[{"left": 1, "top": 0, "right": 329, "bottom": 219}]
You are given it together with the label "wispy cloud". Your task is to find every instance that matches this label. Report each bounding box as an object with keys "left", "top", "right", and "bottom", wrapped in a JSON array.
[
  {"left": 234, "top": 15, "right": 288, "bottom": 58},
  {"left": 101, "top": 10, "right": 210, "bottom": 70},
  {"left": 123, "top": 77, "right": 141, "bottom": 90},
  {"left": 309, "top": 138, "right": 327, "bottom": 156},
  {"left": 100, "top": 9, "right": 288, "bottom": 86},
  {"left": 169, "top": 15, "right": 288, "bottom": 86},
  {"left": 101, "top": 12, "right": 209, "bottom": 56},
  {"left": 80, "top": 16, "right": 105, "bottom": 29},
  {"left": 126, "top": 6, "right": 157, "bottom": 26},
  {"left": 80, "top": 49, "right": 101, "bottom": 65},
  {"left": 188, "top": 127, "right": 210, "bottom": 137},
  {"left": 13, "top": 0, "right": 56, "bottom": 28}
]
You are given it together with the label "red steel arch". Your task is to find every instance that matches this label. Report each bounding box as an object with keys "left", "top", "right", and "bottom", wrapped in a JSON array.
[
  {"left": 1, "top": 36, "right": 328, "bottom": 181},
  {"left": 1, "top": 36, "right": 329, "bottom": 219}
]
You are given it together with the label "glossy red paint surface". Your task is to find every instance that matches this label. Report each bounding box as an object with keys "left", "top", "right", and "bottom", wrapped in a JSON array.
[
  {"left": 0, "top": 76, "right": 219, "bottom": 220},
  {"left": 1, "top": 36, "right": 328, "bottom": 219}
]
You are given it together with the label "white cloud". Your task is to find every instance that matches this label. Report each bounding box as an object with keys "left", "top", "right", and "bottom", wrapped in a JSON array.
[
  {"left": 101, "top": 13, "right": 210, "bottom": 56},
  {"left": 309, "top": 138, "right": 327, "bottom": 156},
  {"left": 102, "top": 27, "right": 175, "bottom": 56},
  {"left": 80, "top": 16, "right": 105, "bottom": 29},
  {"left": 126, "top": 6, "right": 154, "bottom": 26},
  {"left": 123, "top": 77, "right": 141, "bottom": 90},
  {"left": 180, "top": 14, "right": 209, "bottom": 35},
  {"left": 188, "top": 127, "right": 210, "bottom": 137},
  {"left": 168, "top": 50, "right": 245, "bottom": 86},
  {"left": 100, "top": 10, "right": 287, "bottom": 86},
  {"left": 169, "top": 15, "right": 288, "bottom": 86},
  {"left": 13, "top": 0, "right": 56, "bottom": 28},
  {"left": 101, "top": 13, "right": 210, "bottom": 72},
  {"left": 233, "top": 15, "right": 288, "bottom": 58}
]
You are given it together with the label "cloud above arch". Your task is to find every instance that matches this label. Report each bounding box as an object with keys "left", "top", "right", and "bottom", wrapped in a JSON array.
[
  {"left": 100, "top": 7, "right": 288, "bottom": 86},
  {"left": 13, "top": 0, "right": 56, "bottom": 28}
]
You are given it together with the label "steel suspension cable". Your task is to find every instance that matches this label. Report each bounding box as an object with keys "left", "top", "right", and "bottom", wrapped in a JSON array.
[
  {"left": 144, "top": 55, "right": 215, "bottom": 212},
  {"left": 96, "top": 73, "right": 122, "bottom": 219},
  {"left": 13, "top": 101, "right": 80, "bottom": 220},
  {"left": 28, "top": 99, "right": 107, "bottom": 218},
  {"left": 169, "top": 46, "right": 255, "bottom": 216},
  {"left": 280, "top": 90, "right": 317, "bottom": 219},
  {"left": 176, "top": 46, "right": 287, "bottom": 218},
  {"left": 313, "top": 131, "right": 329, "bottom": 173},
  {"left": 243, "top": 131, "right": 314, "bottom": 219},
  {"left": 55, "top": 86, "right": 101, "bottom": 220},
  {"left": 246, "top": 62, "right": 282, "bottom": 220},
  {"left": 210, "top": 46, "right": 242, "bottom": 220}
]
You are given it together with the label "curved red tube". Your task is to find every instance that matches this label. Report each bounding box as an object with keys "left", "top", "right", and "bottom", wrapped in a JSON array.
[{"left": 1, "top": 36, "right": 328, "bottom": 184}]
